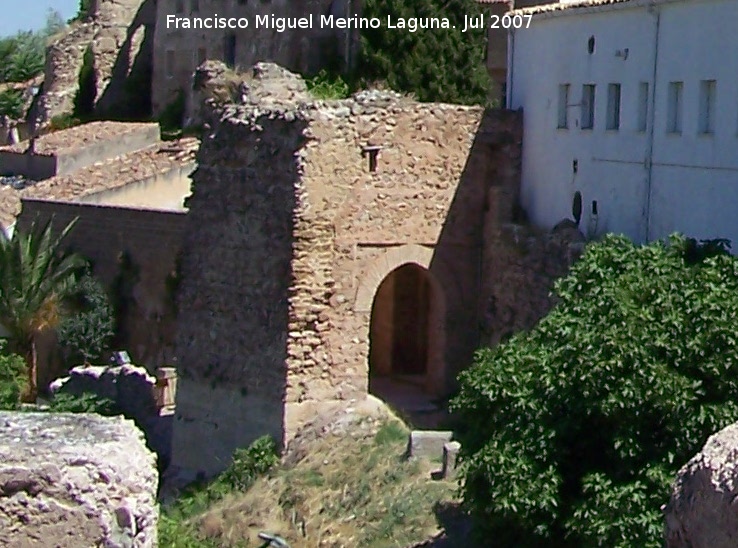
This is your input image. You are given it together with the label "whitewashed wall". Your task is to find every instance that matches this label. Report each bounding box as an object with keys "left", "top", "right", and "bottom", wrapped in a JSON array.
[{"left": 509, "top": 0, "right": 738, "bottom": 245}]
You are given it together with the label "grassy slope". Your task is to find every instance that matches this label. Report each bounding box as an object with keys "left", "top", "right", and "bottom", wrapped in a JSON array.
[{"left": 162, "top": 418, "right": 459, "bottom": 548}]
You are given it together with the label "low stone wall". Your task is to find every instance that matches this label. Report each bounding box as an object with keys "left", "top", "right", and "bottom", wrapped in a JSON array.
[{"left": 0, "top": 412, "right": 158, "bottom": 547}]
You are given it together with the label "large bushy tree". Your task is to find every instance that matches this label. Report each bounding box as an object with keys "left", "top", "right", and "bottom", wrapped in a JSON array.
[
  {"left": 357, "top": 0, "right": 490, "bottom": 104},
  {"left": 0, "top": 219, "right": 86, "bottom": 401},
  {"left": 451, "top": 234, "right": 738, "bottom": 547}
]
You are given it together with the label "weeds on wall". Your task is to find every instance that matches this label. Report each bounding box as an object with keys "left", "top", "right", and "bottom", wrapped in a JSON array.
[
  {"left": 306, "top": 70, "right": 351, "bottom": 100},
  {"left": 48, "top": 113, "right": 83, "bottom": 131},
  {"left": 0, "top": 340, "right": 117, "bottom": 415},
  {"left": 45, "top": 392, "right": 119, "bottom": 415}
]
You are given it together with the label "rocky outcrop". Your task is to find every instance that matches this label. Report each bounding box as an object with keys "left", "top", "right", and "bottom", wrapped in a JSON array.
[
  {"left": 32, "top": 0, "right": 154, "bottom": 128},
  {"left": 185, "top": 60, "right": 310, "bottom": 129},
  {"left": 32, "top": 23, "right": 96, "bottom": 128},
  {"left": 0, "top": 412, "right": 158, "bottom": 547},
  {"left": 664, "top": 423, "right": 738, "bottom": 547}
]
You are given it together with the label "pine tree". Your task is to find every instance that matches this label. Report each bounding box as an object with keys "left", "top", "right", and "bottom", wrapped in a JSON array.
[{"left": 357, "top": 0, "right": 490, "bottom": 105}]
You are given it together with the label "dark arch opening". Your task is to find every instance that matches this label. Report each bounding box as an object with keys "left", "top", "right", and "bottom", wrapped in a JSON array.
[
  {"left": 367, "top": 263, "right": 445, "bottom": 426},
  {"left": 369, "top": 263, "right": 431, "bottom": 378}
]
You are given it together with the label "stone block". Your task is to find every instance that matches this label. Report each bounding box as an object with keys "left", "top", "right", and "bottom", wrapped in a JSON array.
[
  {"left": 664, "top": 422, "right": 738, "bottom": 547},
  {"left": 442, "top": 441, "right": 461, "bottom": 479},
  {"left": 0, "top": 412, "right": 158, "bottom": 547},
  {"left": 408, "top": 430, "right": 453, "bottom": 460}
]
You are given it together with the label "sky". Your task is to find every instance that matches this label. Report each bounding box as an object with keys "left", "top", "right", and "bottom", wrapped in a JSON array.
[{"left": 1, "top": 0, "right": 79, "bottom": 37}]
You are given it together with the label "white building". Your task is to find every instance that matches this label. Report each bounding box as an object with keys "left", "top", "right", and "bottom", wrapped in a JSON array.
[{"left": 507, "top": 0, "right": 738, "bottom": 244}]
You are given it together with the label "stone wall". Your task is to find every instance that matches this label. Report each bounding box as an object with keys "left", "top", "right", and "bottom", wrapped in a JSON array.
[
  {"left": 0, "top": 412, "right": 158, "bottom": 547},
  {"left": 18, "top": 199, "right": 186, "bottom": 380},
  {"left": 481, "top": 219, "right": 585, "bottom": 347},
  {"left": 170, "top": 66, "right": 524, "bottom": 477},
  {"left": 152, "top": 0, "right": 357, "bottom": 114},
  {"left": 32, "top": 0, "right": 155, "bottom": 127}
]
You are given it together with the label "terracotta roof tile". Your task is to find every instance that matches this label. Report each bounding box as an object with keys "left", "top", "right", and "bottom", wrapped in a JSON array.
[
  {"left": 0, "top": 137, "right": 199, "bottom": 228},
  {"left": 0, "top": 121, "right": 159, "bottom": 156},
  {"left": 512, "top": 0, "right": 634, "bottom": 16}
]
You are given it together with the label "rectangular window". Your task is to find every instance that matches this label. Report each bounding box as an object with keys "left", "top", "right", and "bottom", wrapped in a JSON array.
[
  {"left": 699, "top": 79, "right": 716, "bottom": 135},
  {"left": 581, "top": 84, "right": 595, "bottom": 130},
  {"left": 165, "top": 50, "right": 175, "bottom": 78},
  {"left": 557, "top": 84, "right": 570, "bottom": 129},
  {"left": 606, "top": 83, "right": 621, "bottom": 130},
  {"left": 667, "top": 81, "right": 683, "bottom": 134},
  {"left": 637, "top": 82, "right": 649, "bottom": 132}
]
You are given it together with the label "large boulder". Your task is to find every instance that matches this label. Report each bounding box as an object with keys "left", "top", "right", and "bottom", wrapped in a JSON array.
[
  {"left": 0, "top": 412, "right": 158, "bottom": 547},
  {"left": 664, "top": 422, "right": 738, "bottom": 547}
]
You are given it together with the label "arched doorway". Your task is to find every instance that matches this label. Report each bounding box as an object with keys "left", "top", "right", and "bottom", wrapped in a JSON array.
[
  {"left": 369, "top": 263, "right": 432, "bottom": 378},
  {"left": 367, "top": 263, "right": 445, "bottom": 421}
]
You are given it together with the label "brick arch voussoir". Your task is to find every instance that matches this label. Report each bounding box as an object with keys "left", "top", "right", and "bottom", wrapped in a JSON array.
[{"left": 354, "top": 244, "right": 434, "bottom": 313}]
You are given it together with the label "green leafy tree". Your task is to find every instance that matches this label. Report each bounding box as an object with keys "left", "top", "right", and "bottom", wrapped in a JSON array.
[
  {"left": 0, "top": 219, "right": 86, "bottom": 402},
  {"left": 57, "top": 272, "right": 115, "bottom": 367},
  {"left": 357, "top": 0, "right": 490, "bottom": 104},
  {"left": 451, "top": 234, "right": 738, "bottom": 547}
]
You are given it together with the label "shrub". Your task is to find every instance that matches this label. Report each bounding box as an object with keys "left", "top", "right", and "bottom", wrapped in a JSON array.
[
  {"left": 0, "top": 89, "right": 24, "bottom": 119},
  {"left": 159, "top": 91, "right": 186, "bottom": 138},
  {"left": 49, "top": 113, "right": 82, "bottom": 131},
  {"left": 57, "top": 273, "right": 115, "bottom": 367},
  {"left": 306, "top": 70, "right": 350, "bottom": 100},
  {"left": 357, "top": 0, "right": 490, "bottom": 104},
  {"left": 159, "top": 435, "right": 279, "bottom": 546},
  {"left": 451, "top": 234, "right": 738, "bottom": 547},
  {"left": 0, "top": 344, "right": 28, "bottom": 410},
  {"left": 218, "top": 435, "right": 280, "bottom": 491},
  {"left": 46, "top": 392, "right": 118, "bottom": 415}
]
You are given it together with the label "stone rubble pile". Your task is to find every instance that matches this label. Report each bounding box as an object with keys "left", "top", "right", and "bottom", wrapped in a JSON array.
[{"left": 0, "top": 412, "right": 158, "bottom": 547}]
